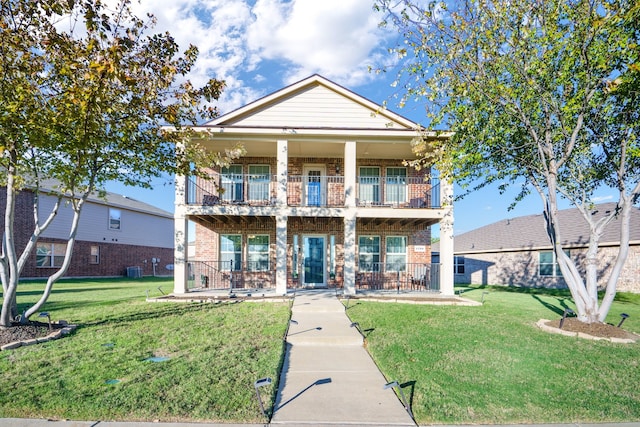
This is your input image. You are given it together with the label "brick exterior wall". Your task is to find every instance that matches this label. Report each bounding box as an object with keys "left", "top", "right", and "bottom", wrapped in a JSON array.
[
  {"left": 456, "top": 245, "right": 640, "bottom": 293},
  {"left": 194, "top": 216, "right": 433, "bottom": 288},
  {"left": 2, "top": 187, "right": 174, "bottom": 279}
]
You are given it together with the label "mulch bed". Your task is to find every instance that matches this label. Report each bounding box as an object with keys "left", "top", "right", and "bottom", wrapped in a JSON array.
[
  {"left": 0, "top": 321, "right": 66, "bottom": 348},
  {"left": 545, "top": 318, "right": 639, "bottom": 341}
]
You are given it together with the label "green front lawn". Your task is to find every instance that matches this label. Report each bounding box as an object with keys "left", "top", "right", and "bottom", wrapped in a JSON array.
[
  {"left": 346, "top": 285, "right": 640, "bottom": 424},
  {"left": 0, "top": 278, "right": 289, "bottom": 423},
  {"left": 1, "top": 279, "right": 638, "bottom": 424}
]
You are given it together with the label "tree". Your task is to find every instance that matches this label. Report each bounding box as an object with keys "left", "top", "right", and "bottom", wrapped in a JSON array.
[
  {"left": 0, "top": 0, "right": 242, "bottom": 327},
  {"left": 375, "top": 0, "right": 640, "bottom": 323}
]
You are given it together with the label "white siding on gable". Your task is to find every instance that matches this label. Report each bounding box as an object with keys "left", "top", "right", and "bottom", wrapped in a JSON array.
[
  {"left": 39, "top": 194, "right": 173, "bottom": 248},
  {"left": 228, "top": 85, "right": 409, "bottom": 129}
]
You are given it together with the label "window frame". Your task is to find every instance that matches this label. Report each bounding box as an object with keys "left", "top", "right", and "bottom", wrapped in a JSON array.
[
  {"left": 386, "top": 236, "right": 407, "bottom": 272},
  {"left": 539, "top": 250, "right": 570, "bottom": 277},
  {"left": 247, "top": 234, "right": 270, "bottom": 271},
  {"left": 221, "top": 165, "right": 244, "bottom": 202},
  {"left": 108, "top": 208, "right": 121, "bottom": 231},
  {"left": 385, "top": 167, "right": 407, "bottom": 204},
  {"left": 248, "top": 164, "right": 270, "bottom": 202},
  {"left": 90, "top": 245, "right": 100, "bottom": 264},
  {"left": 36, "top": 242, "right": 67, "bottom": 268},
  {"left": 220, "top": 234, "right": 242, "bottom": 271},
  {"left": 454, "top": 255, "right": 465, "bottom": 275},
  {"left": 358, "top": 235, "right": 380, "bottom": 272},
  {"left": 358, "top": 166, "right": 380, "bottom": 204}
]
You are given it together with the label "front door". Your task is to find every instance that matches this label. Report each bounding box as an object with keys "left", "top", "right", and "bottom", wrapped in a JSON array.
[
  {"left": 303, "top": 165, "right": 326, "bottom": 206},
  {"left": 302, "top": 235, "right": 326, "bottom": 287}
]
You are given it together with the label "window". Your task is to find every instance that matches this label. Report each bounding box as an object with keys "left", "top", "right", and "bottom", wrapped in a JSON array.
[
  {"left": 221, "top": 165, "right": 243, "bottom": 202},
  {"left": 386, "top": 236, "right": 407, "bottom": 272},
  {"left": 221, "top": 235, "right": 242, "bottom": 270},
  {"left": 359, "top": 167, "right": 380, "bottom": 204},
  {"left": 36, "top": 243, "right": 67, "bottom": 268},
  {"left": 248, "top": 165, "right": 270, "bottom": 202},
  {"left": 539, "top": 250, "right": 570, "bottom": 277},
  {"left": 454, "top": 256, "right": 465, "bottom": 274},
  {"left": 248, "top": 235, "right": 269, "bottom": 271},
  {"left": 358, "top": 236, "right": 380, "bottom": 272},
  {"left": 90, "top": 245, "right": 100, "bottom": 264},
  {"left": 386, "top": 167, "right": 407, "bottom": 204},
  {"left": 109, "top": 208, "right": 121, "bottom": 230}
]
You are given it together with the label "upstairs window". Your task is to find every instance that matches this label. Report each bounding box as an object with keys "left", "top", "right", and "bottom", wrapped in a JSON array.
[
  {"left": 109, "top": 208, "right": 121, "bottom": 230},
  {"left": 386, "top": 167, "right": 407, "bottom": 204},
  {"left": 359, "top": 167, "right": 380, "bottom": 204},
  {"left": 248, "top": 165, "right": 270, "bottom": 202},
  {"left": 221, "top": 165, "right": 243, "bottom": 202}
]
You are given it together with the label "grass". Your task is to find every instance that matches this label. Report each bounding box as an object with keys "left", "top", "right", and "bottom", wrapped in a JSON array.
[
  {"left": 346, "top": 285, "right": 640, "bottom": 425},
  {"left": 0, "top": 278, "right": 290, "bottom": 423},
  {"left": 2, "top": 279, "right": 639, "bottom": 424}
]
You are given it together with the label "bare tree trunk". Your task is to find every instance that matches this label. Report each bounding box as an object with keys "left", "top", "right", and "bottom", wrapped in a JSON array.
[
  {"left": 1, "top": 164, "right": 19, "bottom": 327},
  {"left": 23, "top": 196, "right": 86, "bottom": 320}
]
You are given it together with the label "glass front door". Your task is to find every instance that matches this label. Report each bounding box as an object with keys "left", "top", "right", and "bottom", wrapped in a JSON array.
[
  {"left": 303, "top": 165, "right": 326, "bottom": 207},
  {"left": 303, "top": 235, "right": 326, "bottom": 287}
]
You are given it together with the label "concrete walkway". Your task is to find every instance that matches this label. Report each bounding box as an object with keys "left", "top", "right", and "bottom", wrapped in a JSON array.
[{"left": 270, "top": 290, "right": 415, "bottom": 426}]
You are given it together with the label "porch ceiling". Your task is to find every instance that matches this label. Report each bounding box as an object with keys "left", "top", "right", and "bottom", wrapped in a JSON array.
[
  {"left": 193, "top": 136, "right": 417, "bottom": 159},
  {"left": 192, "top": 214, "right": 439, "bottom": 229}
]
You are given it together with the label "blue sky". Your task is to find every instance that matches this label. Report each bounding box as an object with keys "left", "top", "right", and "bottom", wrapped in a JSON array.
[{"left": 106, "top": 0, "right": 615, "bottom": 237}]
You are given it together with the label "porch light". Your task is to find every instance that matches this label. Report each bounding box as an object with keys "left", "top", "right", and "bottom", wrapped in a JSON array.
[
  {"left": 383, "top": 380, "right": 414, "bottom": 420},
  {"left": 38, "top": 312, "right": 52, "bottom": 332},
  {"left": 618, "top": 313, "right": 630, "bottom": 328},
  {"left": 559, "top": 308, "right": 574, "bottom": 329},
  {"left": 254, "top": 377, "right": 272, "bottom": 417}
]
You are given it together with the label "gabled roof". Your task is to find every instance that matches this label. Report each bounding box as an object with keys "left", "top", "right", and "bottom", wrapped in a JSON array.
[
  {"left": 204, "top": 74, "right": 420, "bottom": 130},
  {"left": 437, "top": 203, "right": 640, "bottom": 254},
  {"left": 33, "top": 179, "right": 172, "bottom": 219}
]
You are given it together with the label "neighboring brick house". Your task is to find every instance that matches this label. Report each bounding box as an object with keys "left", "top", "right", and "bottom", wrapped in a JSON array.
[
  {"left": 1, "top": 182, "right": 174, "bottom": 279},
  {"left": 433, "top": 203, "right": 640, "bottom": 293},
  {"left": 173, "top": 74, "right": 455, "bottom": 295}
]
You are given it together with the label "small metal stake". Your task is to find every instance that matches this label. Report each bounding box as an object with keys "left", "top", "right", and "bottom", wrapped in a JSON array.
[
  {"left": 559, "top": 308, "right": 574, "bottom": 329},
  {"left": 38, "top": 312, "right": 52, "bottom": 332},
  {"left": 384, "top": 380, "right": 414, "bottom": 420},
  {"left": 254, "top": 377, "right": 272, "bottom": 417},
  {"left": 481, "top": 291, "right": 489, "bottom": 304},
  {"left": 618, "top": 313, "right": 630, "bottom": 328},
  {"left": 157, "top": 286, "right": 166, "bottom": 295}
]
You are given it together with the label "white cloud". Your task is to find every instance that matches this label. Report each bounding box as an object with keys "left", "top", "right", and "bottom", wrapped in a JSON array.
[
  {"left": 247, "top": 0, "right": 387, "bottom": 86},
  {"left": 592, "top": 195, "right": 614, "bottom": 203},
  {"left": 113, "top": 0, "right": 391, "bottom": 113}
]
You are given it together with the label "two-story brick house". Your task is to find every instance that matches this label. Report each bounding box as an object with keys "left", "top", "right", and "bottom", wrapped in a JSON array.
[{"left": 173, "top": 75, "right": 454, "bottom": 295}]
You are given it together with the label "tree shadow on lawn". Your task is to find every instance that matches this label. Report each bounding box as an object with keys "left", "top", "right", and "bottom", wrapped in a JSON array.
[{"left": 531, "top": 294, "right": 574, "bottom": 317}]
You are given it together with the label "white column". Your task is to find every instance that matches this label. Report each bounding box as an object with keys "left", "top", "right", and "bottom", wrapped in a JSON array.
[
  {"left": 173, "top": 174, "right": 189, "bottom": 294},
  {"left": 439, "top": 177, "right": 454, "bottom": 296},
  {"left": 344, "top": 141, "right": 357, "bottom": 207},
  {"left": 276, "top": 215, "right": 288, "bottom": 295},
  {"left": 277, "top": 140, "right": 288, "bottom": 206},
  {"left": 343, "top": 212, "right": 357, "bottom": 295}
]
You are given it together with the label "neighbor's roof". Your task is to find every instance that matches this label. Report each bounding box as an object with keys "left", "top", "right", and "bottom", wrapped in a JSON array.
[
  {"left": 33, "top": 179, "right": 172, "bottom": 219},
  {"left": 436, "top": 203, "right": 640, "bottom": 254}
]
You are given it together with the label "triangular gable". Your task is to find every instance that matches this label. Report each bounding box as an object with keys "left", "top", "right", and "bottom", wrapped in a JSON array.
[{"left": 205, "top": 74, "right": 418, "bottom": 130}]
